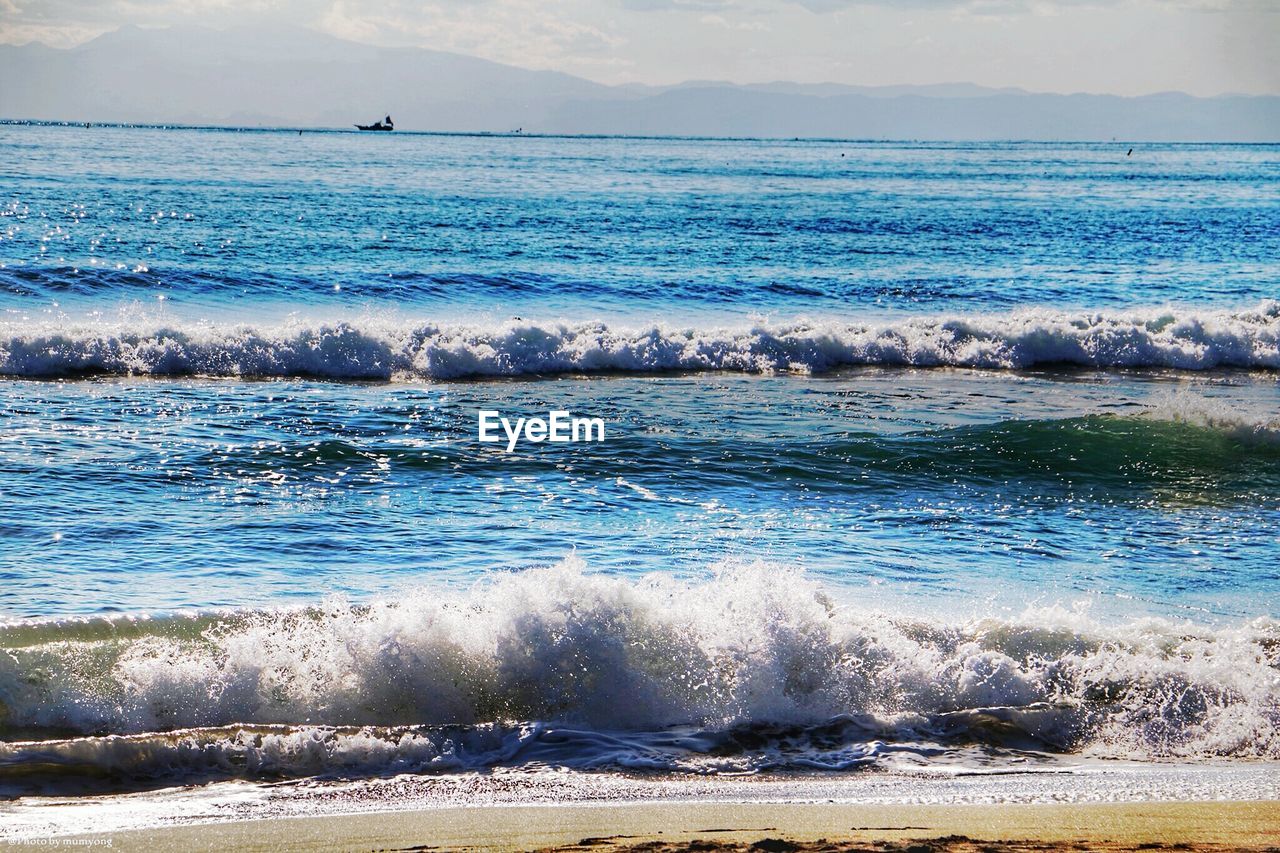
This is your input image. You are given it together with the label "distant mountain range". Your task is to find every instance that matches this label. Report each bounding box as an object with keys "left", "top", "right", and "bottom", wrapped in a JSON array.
[{"left": 3, "top": 25, "right": 1277, "bottom": 140}]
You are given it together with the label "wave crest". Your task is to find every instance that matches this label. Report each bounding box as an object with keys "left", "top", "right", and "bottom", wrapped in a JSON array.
[
  {"left": 2, "top": 560, "right": 1276, "bottom": 776},
  {"left": 1, "top": 302, "right": 1278, "bottom": 379}
]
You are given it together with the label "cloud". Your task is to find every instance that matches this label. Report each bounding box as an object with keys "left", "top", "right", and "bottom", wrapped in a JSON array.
[
  {"left": 313, "top": 0, "right": 625, "bottom": 70},
  {"left": 2, "top": 0, "right": 313, "bottom": 36},
  {"left": 699, "top": 12, "right": 768, "bottom": 28},
  {"left": 619, "top": 0, "right": 1273, "bottom": 12},
  {"left": 619, "top": 0, "right": 737, "bottom": 10},
  {"left": 0, "top": 0, "right": 626, "bottom": 69},
  {"left": 1, "top": 0, "right": 1274, "bottom": 93}
]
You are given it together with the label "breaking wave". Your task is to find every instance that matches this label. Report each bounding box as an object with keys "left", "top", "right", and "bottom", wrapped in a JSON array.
[
  {"left": 1, "top": 302, "right": 1278, "bottom": 379},
  {"left": 2, "top": 561, "right": 1277, "bottom": 792}
]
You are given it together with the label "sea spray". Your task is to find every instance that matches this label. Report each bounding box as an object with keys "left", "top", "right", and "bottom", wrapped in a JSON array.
[
  {"left": 1, "top": 302, "right": 1278, "bottom": 379},
  {"left": 2, "top": 559, "right": 1276, "bottom": 774}
]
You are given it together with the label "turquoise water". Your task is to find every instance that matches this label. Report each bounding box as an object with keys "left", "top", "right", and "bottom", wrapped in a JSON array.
[{"left": 0, "top": 127, "right": 1277, "bottom": 791}]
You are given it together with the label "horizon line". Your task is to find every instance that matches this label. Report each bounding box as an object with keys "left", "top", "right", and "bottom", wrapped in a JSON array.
[{"left": 3, "top": 119, "right": 1276, "bottom": 146}]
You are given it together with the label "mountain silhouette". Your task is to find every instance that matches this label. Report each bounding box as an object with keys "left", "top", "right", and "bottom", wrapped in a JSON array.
[{"left": 3, "top": 25, "right": 1277, "bottom": 140}]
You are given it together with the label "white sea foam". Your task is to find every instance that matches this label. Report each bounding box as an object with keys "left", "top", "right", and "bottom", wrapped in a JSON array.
[
  {"left": 1143, "top": 388, "right": 1280, "bottom": 447},
  {"left": 1, "top": 302, "right": 1277, "bottom": 379},
  {"left": 1, "top": 559, "right": 1276, "bottom": 784}
]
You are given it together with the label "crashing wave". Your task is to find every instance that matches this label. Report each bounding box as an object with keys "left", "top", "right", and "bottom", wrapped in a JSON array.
[
  {"left": 0, "top": 302, "right": 1277, "bottom": 379},
  {"left": 1, "top": 559, "right": 1276, "bottom": 792}
]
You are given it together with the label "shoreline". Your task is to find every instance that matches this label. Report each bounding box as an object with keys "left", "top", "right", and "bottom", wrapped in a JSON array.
[
  {"left": 44, "top": 800, "right": 1280, "bottom": 852},
  {"left": 6, "top": 765, "right": 1280, "bottom": 849}
]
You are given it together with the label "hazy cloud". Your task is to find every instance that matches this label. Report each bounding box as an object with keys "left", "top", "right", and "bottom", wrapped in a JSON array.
[
  {"left": 1, "top": 0, "right": 1276, "bottom": 93},
  {"left": 314, "top": 0, "right": 626, "bottom": 71},
  {"left": 618, "top": 0, "right": 1275, "bottom": 12}
]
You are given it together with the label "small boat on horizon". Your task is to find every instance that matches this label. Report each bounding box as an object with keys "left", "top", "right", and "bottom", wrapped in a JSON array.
[{"left": 356, "top": 115, "right": 394, "bottom": 132}]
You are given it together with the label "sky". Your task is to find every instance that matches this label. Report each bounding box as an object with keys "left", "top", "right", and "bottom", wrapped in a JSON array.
[{"left": 1, "top": 0, "right": 1277, "bottom": 96}]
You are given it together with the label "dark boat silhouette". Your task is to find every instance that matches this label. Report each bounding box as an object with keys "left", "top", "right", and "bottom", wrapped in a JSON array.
[{"left": 356, "top": 115, "right": 394, "bottom": 132}]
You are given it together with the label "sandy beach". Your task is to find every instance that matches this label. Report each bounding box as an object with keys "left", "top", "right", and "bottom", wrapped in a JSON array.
[{"left": 40, "top": 800, "right": 1279, "bottom": 852}]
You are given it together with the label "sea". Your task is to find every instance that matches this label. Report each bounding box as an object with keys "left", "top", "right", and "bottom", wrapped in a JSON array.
[{"left": 1, "top": 125, "right": 1278, "bottom": 835}]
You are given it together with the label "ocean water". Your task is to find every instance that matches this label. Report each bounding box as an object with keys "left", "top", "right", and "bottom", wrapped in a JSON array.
[{"left": 0, "top": 126, "right": 1278, "bottom": 808}]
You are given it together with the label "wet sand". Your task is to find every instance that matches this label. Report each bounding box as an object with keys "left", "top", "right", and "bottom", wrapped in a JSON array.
[{"left": 47, "top": 800, "right": 1280, "bottom": 852}]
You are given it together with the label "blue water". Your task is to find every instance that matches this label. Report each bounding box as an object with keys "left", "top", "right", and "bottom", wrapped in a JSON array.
[
  {"left": 0, "top": 126, "right": 1277, "bottom": 791},
  {"left": 4, "top": 130, "right": 1278, "bottom": 320}
]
